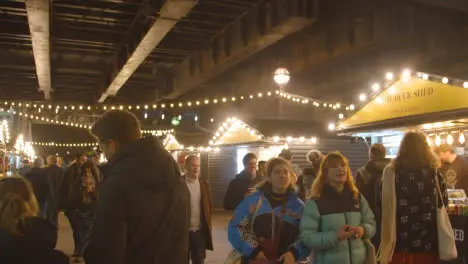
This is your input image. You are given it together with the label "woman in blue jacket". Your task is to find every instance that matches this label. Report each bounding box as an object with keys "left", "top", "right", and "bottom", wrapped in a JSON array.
[
  {"left": 228, "top": 157, "right": 310, "bottom": 264},
  {"left": 300, "top": 152, "right": 376, "bottom": 264}
]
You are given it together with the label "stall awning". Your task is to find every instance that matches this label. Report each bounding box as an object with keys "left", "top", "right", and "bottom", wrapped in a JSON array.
[
  {"left": 211, "top": 118, "right": 265, "bottom": 146},
  {"left": 163, "top": 134, "right": 183, "bottom": 151},
  {"left": 338, "top": 73, "right": 468, "bottom": 133}
]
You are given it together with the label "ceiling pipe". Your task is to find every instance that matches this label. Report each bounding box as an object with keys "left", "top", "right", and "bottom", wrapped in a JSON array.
[
  {"left": 98, "top": 0, "right": 197, "bottom": 103},
  {"left": 25, "top": 0, "right": 51, "bottom": 100}
]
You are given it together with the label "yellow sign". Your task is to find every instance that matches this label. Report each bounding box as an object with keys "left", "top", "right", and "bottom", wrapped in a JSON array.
[{"left": 339, "top": 78, "right": 468, "bottom": 129}]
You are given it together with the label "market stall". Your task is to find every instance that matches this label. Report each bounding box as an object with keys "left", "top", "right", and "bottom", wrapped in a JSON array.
[
  {"left": 204, "top": 117, "right": 369, "bottom": 209},
  {"left": 337, "top": 70, "right": 468, "bottom": 264}
]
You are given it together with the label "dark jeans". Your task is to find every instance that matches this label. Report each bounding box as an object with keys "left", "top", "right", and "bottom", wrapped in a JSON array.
[
  {"left": 188, "top": 230, "right": 206, "bottom": 264},
  {"left": 66, "top": 208, "right": 94, "bottom": 256}
]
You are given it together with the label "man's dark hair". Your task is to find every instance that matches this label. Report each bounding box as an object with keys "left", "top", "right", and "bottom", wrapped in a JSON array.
[
  {"left": 279, "top": 149, "right": 293, "bottom": 161},
  {"left": 370, "top": 143, "right": 386, "bottom": 160},
  {"left": 242, "top": 153, "right": 257, "bottom": 166},
  {"left": 258, "top": 160, "right": 267, "bottom": 167},
  {"left": 76, "top": 153, "right": 85, "bottom": 161},
  {"left": 91, "top": 110, "right": 142, "bottom": 145}
]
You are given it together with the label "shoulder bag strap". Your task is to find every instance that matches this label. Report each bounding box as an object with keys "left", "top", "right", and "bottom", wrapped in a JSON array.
[{"left": 248, "top": 195, "right": 263, "bottom": 232}]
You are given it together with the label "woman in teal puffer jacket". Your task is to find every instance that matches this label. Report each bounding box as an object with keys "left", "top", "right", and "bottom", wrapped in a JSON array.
[{"left": 300, "top": 152, "right": 376, "bottom": 264}]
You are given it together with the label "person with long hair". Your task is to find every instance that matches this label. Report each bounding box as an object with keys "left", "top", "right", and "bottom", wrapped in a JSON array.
[
  {"left": 300, "top": 152, "right": 376, "bottom": 264},
  {"left": 378, "top": 131, "right": 448, "bottom": 264},
  {"left": 0, "top": 176, "right": 68, "bottom": 263},
  {"left": 228, "top": 157, "right": 310, "bottom": 264}
]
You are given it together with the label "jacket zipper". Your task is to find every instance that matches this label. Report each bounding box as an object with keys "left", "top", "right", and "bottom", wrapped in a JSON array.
[{"left": 344, "top": 212, "right": 353, "bottom": 264}]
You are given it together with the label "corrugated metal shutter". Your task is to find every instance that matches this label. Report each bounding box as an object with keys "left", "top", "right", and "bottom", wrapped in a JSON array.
[
  {"left": 289, "top": 139, "right": 369, "bottom": 175},
  {"left": 206, "top": 147, "right": 237, "bottom": 210}
]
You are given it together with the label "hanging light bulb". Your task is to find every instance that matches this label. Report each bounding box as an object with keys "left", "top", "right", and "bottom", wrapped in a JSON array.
[
  {"left": 359, "top": 93, "right": 367, "bottom": 102},
  {"left": 459, "top": 133, "right": 466, "bottom": 144},
  {"left": 447, "top": 134, "right": 454, "bottom": 145},
  {"left": 401, "top": 69, "right": 411, "bottom": 82},
  {"left": 435, "top": 134, "right": 442, "bottom": 146},
  {"left": 144, "top": 113, "right": 148, "bottom": 119},
  {"left": 385, "top": 72, "right": 394, "bottom": 80},
  {"left": 371, "top": 83, "right": 380, "bottom": 92}
]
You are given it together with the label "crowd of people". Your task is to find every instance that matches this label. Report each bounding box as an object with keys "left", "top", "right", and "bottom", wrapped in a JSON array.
[{"left": 0, "top": 109, "right": 465, "bottom": 264}]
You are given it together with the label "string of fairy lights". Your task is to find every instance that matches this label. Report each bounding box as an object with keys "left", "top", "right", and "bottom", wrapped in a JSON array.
[
  {"left": 328, "top": 69, "right": 468, "bottom": 131},
  {"left": 0, "top": 88, "right": 347, "bottom": 115}
]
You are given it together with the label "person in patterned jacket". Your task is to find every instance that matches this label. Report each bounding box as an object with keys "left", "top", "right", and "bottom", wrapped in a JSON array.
[
  {"left": 228, "top": 157, "right": 310, "bottom": 264},
  {"left": 378, "top": 131, "right": 448, "bottom": 264}
]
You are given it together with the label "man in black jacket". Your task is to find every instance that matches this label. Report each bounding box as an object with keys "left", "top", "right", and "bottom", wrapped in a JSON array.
[
  {"left": 84, "top": 110, "right": 190, "bottom": 264},
  {"left": 223, "top": 153, "right": 260, "bottom": 211},
  {"left": 356, "top": 143, "right": 390, "bottom": 248},
  {"left": 44, "top": 155, "right": 64, "bottom": 228}
]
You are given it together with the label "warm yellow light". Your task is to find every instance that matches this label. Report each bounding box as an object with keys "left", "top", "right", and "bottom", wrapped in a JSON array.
[
  {"left": 422, "top": 74, "right": 429, "bottom": 80},
  {"left": 401, "top": 69, "right": 411, "bottom": 82},
  {"left": 447, "top": 134, "right": 454, "bottom": 145},
  {"left": 385, "top": 72, "right": 394, "bottom": 80},
  {"left": 372, "top": 83, "right": 380, "bottom": 92},
  {"left": 442, "top": 77, "right": 449, "bottom": 84},
  {"left": 422, "top": 124, "right": 432, "bottom": 130},
  {"left": 359, "top": 94, "right": 367, "bottom": 102},
  {"left": 459, "top": 133, "right": 465, "bottom": 144}
]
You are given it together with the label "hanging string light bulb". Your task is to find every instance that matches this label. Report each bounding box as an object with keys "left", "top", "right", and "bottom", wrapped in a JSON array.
[
  {"left": 459, "top": 132, "right": 466, "bottom": 144},
  {"left": 435, "top": 134, "right": 442, "bottom": 146},
  {"left": 447, "top": 134, "right": 454, "bottom": 145}
]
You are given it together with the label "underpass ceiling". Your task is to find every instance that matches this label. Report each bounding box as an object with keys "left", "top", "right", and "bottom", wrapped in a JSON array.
[{"left": 0, "top": 0, "right": 261, "bottom": 103}]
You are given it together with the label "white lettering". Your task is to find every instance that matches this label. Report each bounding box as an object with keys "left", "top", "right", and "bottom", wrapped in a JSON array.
[{"left": 453, "top": 228, "right": 464, "bottom": 242}]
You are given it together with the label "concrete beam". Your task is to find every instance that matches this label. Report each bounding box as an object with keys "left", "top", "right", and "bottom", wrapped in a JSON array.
[
  {"left": 166, "top": 0, "right": 318, "bottom": 99},
  {"left": 183, "top": 0, "right": 468, "bottom": 122},
  {"left": 98, "top": 0, "right": 197, "bottom": 103},
  {"left": 24, "top": 0, "right": 51, "bottom": 100}
]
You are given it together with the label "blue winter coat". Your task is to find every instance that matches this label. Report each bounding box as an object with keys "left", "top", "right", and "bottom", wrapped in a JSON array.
[
  {"left": 300, "top": 186, "right": 376, "bottom": 264},
  {"left": 228, "top": 189, "right": 310, "bottom": 262}
]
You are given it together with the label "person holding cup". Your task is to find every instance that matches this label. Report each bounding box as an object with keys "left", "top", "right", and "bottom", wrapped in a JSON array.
[{"left": 300, "top": 152, "right": 376, "bottom": 264}]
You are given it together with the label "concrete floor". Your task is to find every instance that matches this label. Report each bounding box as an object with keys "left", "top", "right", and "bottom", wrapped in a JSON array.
[{"left": 56, "top": 211, "right": 232, "bottom": 263}]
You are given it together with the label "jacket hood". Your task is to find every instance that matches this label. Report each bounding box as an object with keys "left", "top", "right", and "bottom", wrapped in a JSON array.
[
  {"left": 107, "top": 136, "right": 181, "bottom": 191},
  {"left": 364, "top": 159, "right": 391, "bottom": 174}
]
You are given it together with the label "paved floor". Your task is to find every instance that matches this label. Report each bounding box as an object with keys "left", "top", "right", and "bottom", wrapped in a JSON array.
[{"left": 56, "top": 211, "right": 232, "bottom": 263}]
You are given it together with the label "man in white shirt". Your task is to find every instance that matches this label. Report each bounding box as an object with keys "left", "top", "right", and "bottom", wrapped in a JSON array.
[{"left": 184, "top": 155, "right": 213, "bottom": 264}]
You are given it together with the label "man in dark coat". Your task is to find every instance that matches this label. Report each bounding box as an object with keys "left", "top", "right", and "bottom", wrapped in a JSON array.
[
  {"left": 24, "top": 157, "right": 49, "bottom": 217},
  {"left": 60, "top": 153, "right": 88, "bottom": 259},
  {"left": 84, "top": 110, "right": 190, "bottom": 264},
  {"left": 224, "top": 153, "right": 260, "bottom": 211},
  {"left": 356, "top": 143, "right": 390, "bottom": 248},
  {"left": 43, "top": 155, "right": 64, "bottom": 228},
  {"left": 184, "top": 154, "right": 213, "bottom": 264}
]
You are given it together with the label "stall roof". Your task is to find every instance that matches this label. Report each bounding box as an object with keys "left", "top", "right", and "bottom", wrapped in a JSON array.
[
  {"left": 337, "top": 72, "right": 468, "bottom": 135},
  {"left": 211, "top": 118, "right": 265, "bottom": 146}
]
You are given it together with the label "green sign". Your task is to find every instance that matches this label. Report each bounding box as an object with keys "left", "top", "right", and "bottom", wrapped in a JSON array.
[{"left": 171, "top": 117, "right": 180, "bottom": 126}]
